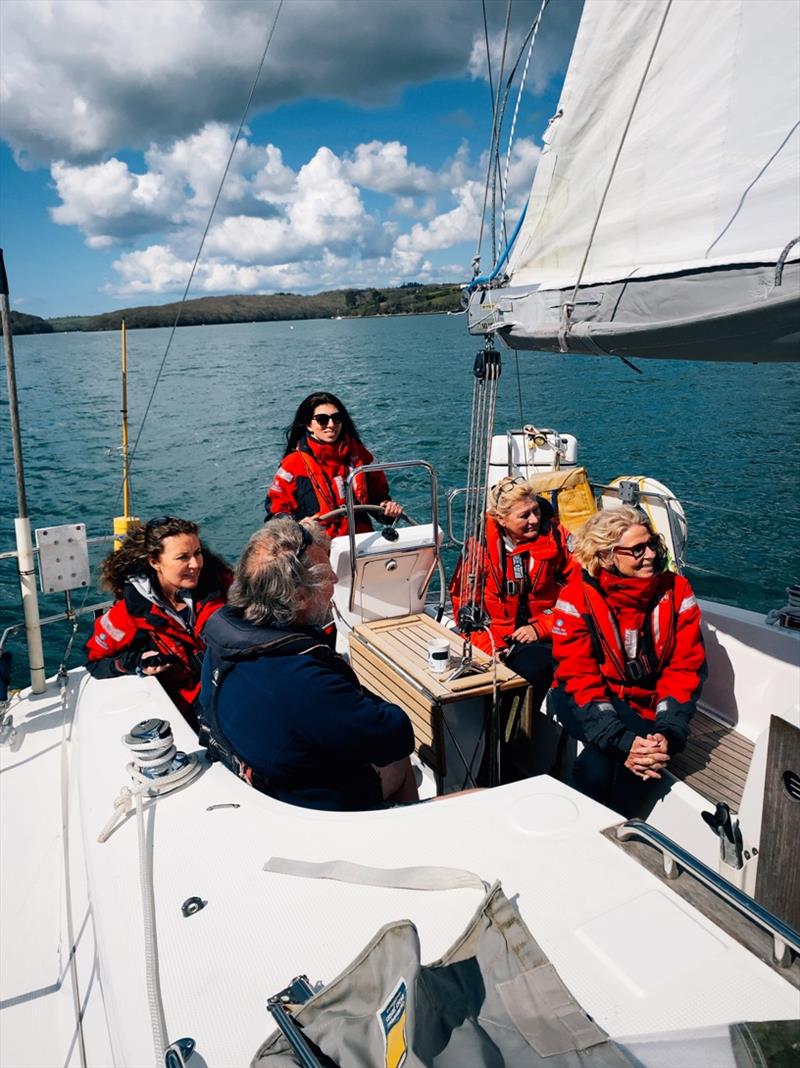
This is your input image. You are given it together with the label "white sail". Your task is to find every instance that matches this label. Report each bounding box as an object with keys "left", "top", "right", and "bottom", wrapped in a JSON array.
[
  {"left": 468, "top": 0, "right": 800, "bottom": 362},
  {"left": 509, "top": 0, "right": 800, "bottom": 288}
]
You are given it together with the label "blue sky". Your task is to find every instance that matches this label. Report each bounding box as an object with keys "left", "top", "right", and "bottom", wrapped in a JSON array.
[{"left": 0, "top": 0, "right": 582, "bottom": 318}]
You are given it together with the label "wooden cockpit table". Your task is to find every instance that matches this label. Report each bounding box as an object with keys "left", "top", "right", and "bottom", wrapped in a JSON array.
[{"left": 349, "top": 614, "right": 528, "bottom": 792}]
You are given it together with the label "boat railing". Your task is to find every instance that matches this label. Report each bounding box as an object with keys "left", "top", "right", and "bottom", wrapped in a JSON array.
[
  {"left": 0, "top": 532, "right": 116, "bottom": 562},
  {"left": 344, "top": 460, "right": 442, "bottom": 615},
  {"left": 1, "top": 599, "right": 113, "bottom": 657},
  {"left": 0, "top": 532, "right": 116, "bottom": 658},
  {"left": 616, "top": 818, "right": 800, "bottom": 966}
]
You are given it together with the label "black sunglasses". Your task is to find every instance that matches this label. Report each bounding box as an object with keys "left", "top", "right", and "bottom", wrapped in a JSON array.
[
  {"left": 145, "top": 515, "right": 177, "bottom": 532},
  {"left": 312, "top": 412, "right": 342, "bottom": 427},
  {"left": 295, "top": 522, "right": 313, "bottom": 558},
  {"left": 614, "top": 534, "right": 661, "bottom": 559}
]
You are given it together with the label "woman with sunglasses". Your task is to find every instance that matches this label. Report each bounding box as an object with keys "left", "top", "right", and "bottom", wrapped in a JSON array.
[
  {"left": 266, "top": 391, "right": 402, "bottom": 537},
  {"left": 86, "top": 516, "right": 231, "bottom": 730},
  {"left": 550, "top": 506, "right": 705, "bottom": 816},
  {"left": 449, "top": 476, "right": 576, "bottom": 713}
]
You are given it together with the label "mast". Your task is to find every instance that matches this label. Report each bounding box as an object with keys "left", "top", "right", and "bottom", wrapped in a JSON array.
[{"left": 0, "top": 249, "right": 46, "bottom": 693}]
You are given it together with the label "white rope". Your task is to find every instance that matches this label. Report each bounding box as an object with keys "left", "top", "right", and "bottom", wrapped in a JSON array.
[
  {"left": 58, "top": 671, "right": 88, "bottom": 1068},
  {"left": 501, "top": 0, "right": 548, "bottom": 239},
  {"left": 136, "top": 791, "right": 170, "bottom": 1064}
]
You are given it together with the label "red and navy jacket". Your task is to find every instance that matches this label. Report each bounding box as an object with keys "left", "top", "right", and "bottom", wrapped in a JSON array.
[
  {"left": 449, "top": 514, "right": 577, "bottom": 654},
  {"left": 266, "top": 434, "right": 391, "bottom": 538},
  {"left": 552, "top": 567, "right": 705, "bottom": 733},
  {"left": 86, "top": 569, "right": 230, "bottom": 726}
]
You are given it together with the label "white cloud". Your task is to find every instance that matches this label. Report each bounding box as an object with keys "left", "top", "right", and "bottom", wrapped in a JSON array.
[
  {"left": 1, "top": 1, "right": 581, "bottom": 167},
  {"left": 392, "top": 179, "right": 484, "bottom": 275},
  {"left": 48, "top": 123, "right": 294, "bottom": 245},
  {"left": 110, "top": 245, "right": 194, "bottom": 294},
  {"left": 343, "top": 141, "right": 438, "bottom": 197}
]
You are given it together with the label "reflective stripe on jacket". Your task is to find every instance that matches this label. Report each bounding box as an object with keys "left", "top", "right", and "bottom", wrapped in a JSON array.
[
  {"left": 449, "top": 514, "right": 576, "bottom": 654},
  {"left": 85, "top": 575, "right": 229, "bottom": 723},
  {"left": 552, "top": 568, "right": 705, "bottom": 718}
]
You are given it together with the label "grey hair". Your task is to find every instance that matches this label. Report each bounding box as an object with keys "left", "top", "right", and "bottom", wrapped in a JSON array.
[{"left": 228, "top": 517, "right": 330, "bottom": 625}]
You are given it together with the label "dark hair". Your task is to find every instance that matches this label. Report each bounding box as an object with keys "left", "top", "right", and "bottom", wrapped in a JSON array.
[
  {"left": 283, "top": 391, "right": 361, "bottom": 456},
  {"left": 99, "top": 516, "right": 229, "bottom": 599}
]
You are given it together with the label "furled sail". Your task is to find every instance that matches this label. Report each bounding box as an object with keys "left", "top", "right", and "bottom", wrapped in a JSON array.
[{"left": 468, "top": 0, "right": 800, "bottom": 362}]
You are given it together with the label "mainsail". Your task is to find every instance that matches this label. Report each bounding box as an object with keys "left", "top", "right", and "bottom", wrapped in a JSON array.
[{"left": 468, "top": 0, "right": 800, "bottom": 362}]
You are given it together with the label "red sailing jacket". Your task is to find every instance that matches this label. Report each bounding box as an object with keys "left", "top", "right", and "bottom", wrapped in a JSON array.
[
  {"left": 552, "top": 568, "right": 705, "bottom": 718},
  {"left": 266, "top": 435, "right": 391, "bottom": 538},
  {"left": 449, "top": 514, "right": 577, "bottom": 654},
  {"left": 86, "top": 572, "right": 230, "bottom": 723}
]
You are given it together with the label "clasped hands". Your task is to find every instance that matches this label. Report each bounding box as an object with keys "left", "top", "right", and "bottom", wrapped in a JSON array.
[{"left": 624, "top": 733, "right": 669, "bottom": 780}]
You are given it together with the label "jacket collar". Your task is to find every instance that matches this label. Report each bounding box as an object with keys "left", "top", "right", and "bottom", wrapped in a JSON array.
[
  {"left": 203, "top": 605, "right": 328, "bottom": 662},
  {"left": 127, "top": 573, "right": 194, "bottom": 630}
]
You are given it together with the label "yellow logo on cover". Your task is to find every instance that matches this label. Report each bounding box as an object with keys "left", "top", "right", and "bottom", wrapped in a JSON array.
[{"left": 378, "top": 978, "right": 408, "bottom": 1068}]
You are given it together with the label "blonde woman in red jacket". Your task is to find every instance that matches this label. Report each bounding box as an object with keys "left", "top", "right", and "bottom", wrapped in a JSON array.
[
  {"left": 550, "top": 505, "right": 705, "bottom": 816},
  {"left": 450, "top": 476, "right": 577, "bottom": 711}
]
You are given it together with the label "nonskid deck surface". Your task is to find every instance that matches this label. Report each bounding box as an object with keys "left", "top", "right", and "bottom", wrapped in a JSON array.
[{"left": 2, "top": 672, "right": 798, "bottom": 1068}]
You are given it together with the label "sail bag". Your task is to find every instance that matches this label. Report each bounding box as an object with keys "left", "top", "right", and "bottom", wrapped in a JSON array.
[{"left": 252, "top": 882, "right": 631, "bottom": 1067}]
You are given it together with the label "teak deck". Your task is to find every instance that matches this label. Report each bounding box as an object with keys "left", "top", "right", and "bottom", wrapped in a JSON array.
[
  {"left": 349, "top": 614, "right": 527, "bottom": 777},
  {"left": 669, "top": 707, "right": 755, "bottom": 811}
]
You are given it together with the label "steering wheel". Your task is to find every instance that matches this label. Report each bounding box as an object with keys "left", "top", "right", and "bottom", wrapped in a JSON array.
[
  {"left": 316, "top": 503, "right": 416, "bottom": 528},
  {"left": 316, "top": 504, "right": 447, "bottom": 621}
]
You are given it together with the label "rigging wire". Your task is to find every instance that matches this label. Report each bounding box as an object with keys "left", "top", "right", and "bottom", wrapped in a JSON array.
[
  {"left": 490, "top": 1, "right": 514, "bottom": 263},
  {"left": 500, "top": 0, "right": 548, "bottom": 240},
  {"left": 126, "top": 0, "right": 285, "bottom": 482},
  {"left": 473, "top": 1, "right": 545, "bottom": 280},
  {"left": 473, "top": 0, "right": 514, "bottom": 275},
  {"left": 481, "top": 0, "right": 496, "bottom": 115},
  {"left": 54, "top": 0, "right": 285, "bottom": 678}
]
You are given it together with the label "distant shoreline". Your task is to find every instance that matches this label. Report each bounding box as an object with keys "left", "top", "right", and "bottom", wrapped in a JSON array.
[{"left": 10, "top": 283, "right": 463, "bottom": 335}]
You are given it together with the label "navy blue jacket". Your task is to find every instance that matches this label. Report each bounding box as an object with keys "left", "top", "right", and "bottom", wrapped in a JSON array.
[{"left": 200, "top": 607, "right": 414, "bottom": 811}]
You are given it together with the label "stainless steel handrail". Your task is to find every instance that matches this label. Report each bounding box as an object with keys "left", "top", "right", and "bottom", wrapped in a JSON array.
[
  {"left": 345, "top": 460, "right": 441, "bottom": 615},
  {"left": 0, "top": 600, "right": 114, "bottom": 655},
  {"left": 0, "top": 533, "right": 116, "bottom": 562},
  {"left": 616, "top": 819, "right": 800, "bottom": 966}
]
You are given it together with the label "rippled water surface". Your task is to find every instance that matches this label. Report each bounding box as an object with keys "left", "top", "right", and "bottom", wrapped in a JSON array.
[{"left": 2, "top": 314, "right": 798, "bottom": 680}]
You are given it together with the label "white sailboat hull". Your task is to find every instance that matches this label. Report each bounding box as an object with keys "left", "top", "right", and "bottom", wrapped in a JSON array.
[{"left": 2, "top": 649, "right": 798, "bottom": 1067}]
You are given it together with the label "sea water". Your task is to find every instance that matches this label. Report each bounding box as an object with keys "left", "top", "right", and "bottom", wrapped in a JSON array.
[{"left": 1, "top": 313, "right": 798, "bottom": 682}]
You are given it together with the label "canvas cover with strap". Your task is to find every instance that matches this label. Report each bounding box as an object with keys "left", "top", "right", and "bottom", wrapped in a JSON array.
[
  {"left": 252, "top": 881, "right": 631, "bottom": 1067},
  {"left": 529, "top": 467, "right": 596, "bottom": 534}
]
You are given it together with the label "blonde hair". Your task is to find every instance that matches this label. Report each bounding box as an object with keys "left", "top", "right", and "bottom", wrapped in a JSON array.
[
  {"left": 487, "top": 476, "right": 536, "bottom": 519},
  {"left": 572, "top": 506, "right": 656, "bottom": 576}
]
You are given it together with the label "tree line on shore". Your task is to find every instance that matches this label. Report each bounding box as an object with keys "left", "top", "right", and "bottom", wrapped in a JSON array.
[{"left": 11, "top": 283, "right": 462, "bottom": 334}]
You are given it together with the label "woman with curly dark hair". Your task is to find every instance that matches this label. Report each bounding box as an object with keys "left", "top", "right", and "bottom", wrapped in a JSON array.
[
  {"left": 265, "top": 391, "right": 402, "bottom": 537},
  {"left": 86, "top": 516, "right": 231, "bottom": 729}
]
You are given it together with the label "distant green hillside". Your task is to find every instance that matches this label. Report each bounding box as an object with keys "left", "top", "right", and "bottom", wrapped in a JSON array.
[
  {"left": 12, "top": 284, "right": 462, "bottom": 334},
  {"left": 9, "top": 310, "right": 53, "bottom": 334}
]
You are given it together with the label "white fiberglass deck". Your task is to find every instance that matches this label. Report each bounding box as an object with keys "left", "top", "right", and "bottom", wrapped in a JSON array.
[{"left": 2, "top": 670, "right": 798, "bottom": 1068}]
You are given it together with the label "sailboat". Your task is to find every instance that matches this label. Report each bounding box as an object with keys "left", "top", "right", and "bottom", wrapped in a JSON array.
[{"left": 1, "top": 1, "right": 799, "bottom": 1066}]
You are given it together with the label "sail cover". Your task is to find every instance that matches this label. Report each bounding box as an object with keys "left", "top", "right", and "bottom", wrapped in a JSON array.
[{"left": 469, "top": 0, "right": 800, "bottom": 362}]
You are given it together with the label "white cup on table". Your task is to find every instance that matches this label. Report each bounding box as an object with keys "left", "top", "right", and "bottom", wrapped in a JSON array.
[{"left": 427, "top": 637, "right": 451, "bottom": 673}]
